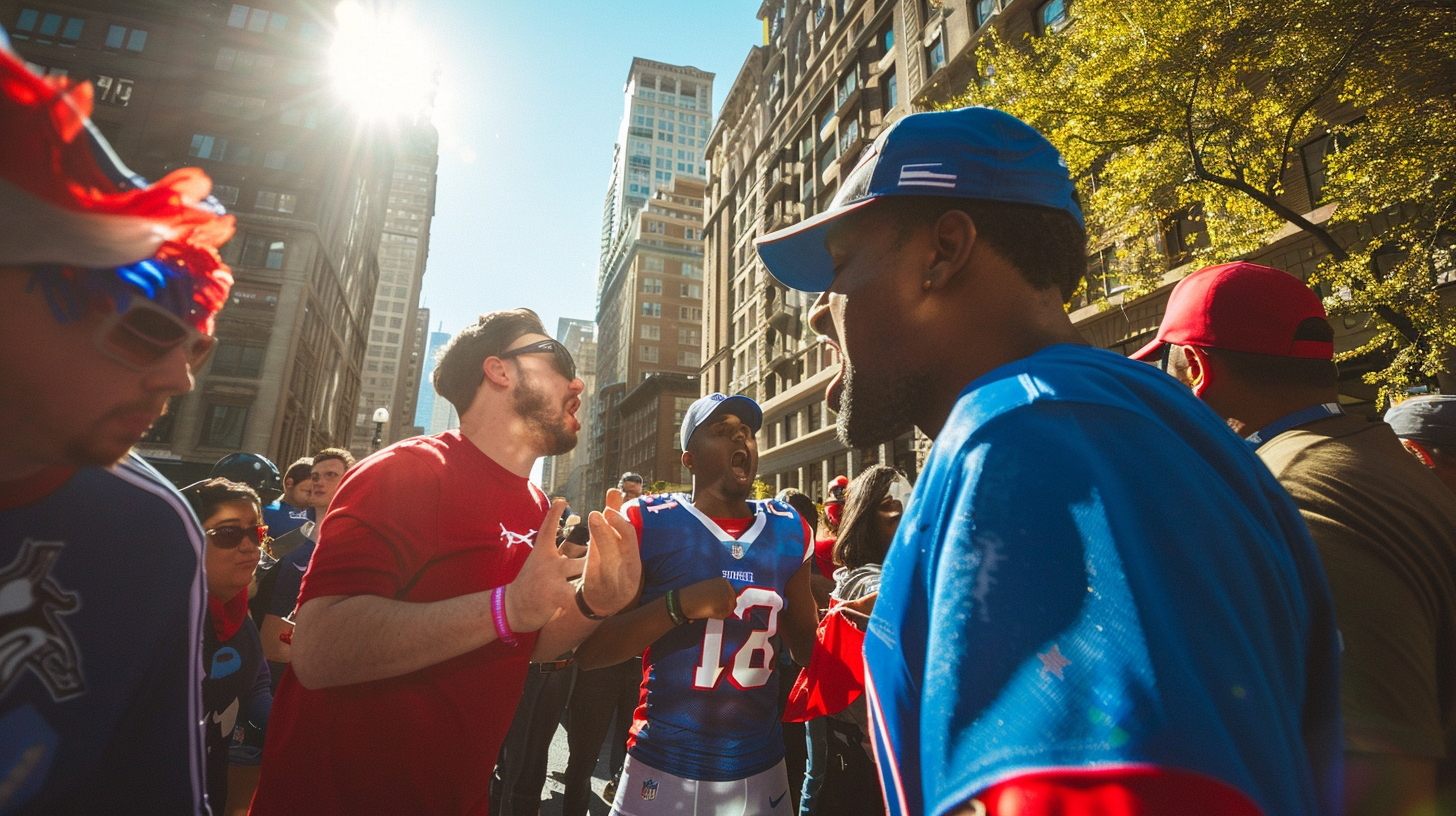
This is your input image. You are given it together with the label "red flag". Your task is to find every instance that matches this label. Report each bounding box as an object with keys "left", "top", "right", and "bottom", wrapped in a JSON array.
[{"left": 783, "top": 605, "right": 866, "bottom": 722}]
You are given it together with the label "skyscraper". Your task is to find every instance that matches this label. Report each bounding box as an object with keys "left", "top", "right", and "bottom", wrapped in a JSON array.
[
  {"left": 415, "top": 323, "right": 457, "bottom": 435},
  {"left": 6, "top": 0, "right": 397, "bottom": 482},
  {"left": 600, "top": 59, "right": 714, "bottom": 259},
  {"left": 348, "top": 122, "right": 439, "bottom": 459},
  {"left": 541, "top": 318, "right": 598, "bottom": 512}
]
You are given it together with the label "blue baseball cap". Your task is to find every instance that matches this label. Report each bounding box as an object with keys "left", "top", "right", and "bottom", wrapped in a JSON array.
[
  {"left": 754, "top": 106, "right": 1082, "bottom": 293},
  {"left": 680, "top": 393, "right": 763, "bottom": 451},
  {"left": 1386, "top": 395, "right": 1456, "bottom": 449}
]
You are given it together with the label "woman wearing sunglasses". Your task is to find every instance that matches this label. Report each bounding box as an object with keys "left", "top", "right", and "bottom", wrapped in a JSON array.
[{"left": 182, "top": 479, "right": 274, "bottom": 816}]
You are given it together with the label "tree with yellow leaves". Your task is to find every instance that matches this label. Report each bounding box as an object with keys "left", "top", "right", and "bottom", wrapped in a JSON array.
[{"left": 956, "top": 0, "right": 1455, "bottom": 400}]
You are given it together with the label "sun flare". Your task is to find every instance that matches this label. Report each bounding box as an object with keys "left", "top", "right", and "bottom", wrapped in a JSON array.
[{"left": 327, "top": 1, "right": 435, "bottom": 122}]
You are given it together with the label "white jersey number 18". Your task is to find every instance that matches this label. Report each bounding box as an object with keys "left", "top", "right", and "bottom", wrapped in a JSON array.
[{"left": 693, "top": 587, "right": 783, "bottom": 690}]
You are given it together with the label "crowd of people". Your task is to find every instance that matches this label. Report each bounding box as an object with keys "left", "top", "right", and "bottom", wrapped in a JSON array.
[{"left": 4, "top": 32, "right": 1456, "bottom": 816}]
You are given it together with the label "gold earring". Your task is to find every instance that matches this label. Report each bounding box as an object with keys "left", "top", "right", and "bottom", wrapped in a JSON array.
[{"left": 922, "top": 279, "right": 932, "bottom": 291}]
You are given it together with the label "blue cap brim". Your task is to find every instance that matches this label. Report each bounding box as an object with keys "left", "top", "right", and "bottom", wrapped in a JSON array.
[{"left": 754, "top": 197, "right": 879, "bottom": 292}]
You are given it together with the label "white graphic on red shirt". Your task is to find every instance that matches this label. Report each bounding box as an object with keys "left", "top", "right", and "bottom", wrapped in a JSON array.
[{"left": 499, "top": 524, "right": 537, "bottom": 549}]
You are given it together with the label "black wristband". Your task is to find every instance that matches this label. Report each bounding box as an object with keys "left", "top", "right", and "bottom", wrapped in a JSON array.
[
  {"left": 665, "top": 588, "right": 689, "bottom": 626},
  {"left": 575, "top": 584, "right": 608, "bottom": 621}
]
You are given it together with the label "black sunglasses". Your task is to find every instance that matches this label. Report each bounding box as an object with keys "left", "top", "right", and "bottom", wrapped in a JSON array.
[
  {"left": 498, "top": 338, "right": 577, "bottom": 381},
  {"left": 205, "top": 525, "right": 270, "bottom": 550}
]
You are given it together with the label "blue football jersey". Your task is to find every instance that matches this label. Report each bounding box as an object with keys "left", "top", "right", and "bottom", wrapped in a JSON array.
[
  {"left": 864, "top": 345, "right": 1342, "bottom": 816},
  {"left": 626, "top": 494, "right": 810, "bottom": 781},
  {"left": 0, "top": 454, "right": 210, "bottom": 815}
]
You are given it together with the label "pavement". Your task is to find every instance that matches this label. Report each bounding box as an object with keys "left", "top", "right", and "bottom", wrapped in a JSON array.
[{"left": 529, "top": 715, "right": 615, "bottom": 816}]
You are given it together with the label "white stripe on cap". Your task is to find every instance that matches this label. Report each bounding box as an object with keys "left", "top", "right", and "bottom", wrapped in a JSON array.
[
  {"left": 0, "top": 177, "right": 168, "bottom": 268},
  {"left": 898, "top": 162, "right": 957, "bottom": 189}
]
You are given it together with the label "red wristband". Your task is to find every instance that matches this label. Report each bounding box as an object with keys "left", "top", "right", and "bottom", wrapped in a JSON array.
[{"left": 491, "top": 585, "right": 518, "bottom": 647}]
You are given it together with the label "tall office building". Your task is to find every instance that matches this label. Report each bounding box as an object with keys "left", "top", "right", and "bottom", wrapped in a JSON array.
[
  {"left": 589, "top": 175, "right": 709, "bottom": 500},
  {"left": 414, "top": 324, "right": 457, "bottom": 435},
  {"left": 348, "top": 122, "right": 439, "bottom": 459},
  {"left": 600, "top": 58, "right": 714, "bottom": 259},
  {"left": 541, "top": 318, "right": 598, "bottom": 512},
  {"left": 6, "top": 0, "right": 397, "bottom": 482}
]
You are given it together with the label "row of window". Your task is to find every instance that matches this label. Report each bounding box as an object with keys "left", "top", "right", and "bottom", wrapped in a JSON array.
[
  {"left": 639, "top": 325, "right": 702, "bottom": 345},
  {"left": 638, "top": 346, "right": 702, "bottom": 367},
  {"left": 640, "top": 279, "right": 704, "bottom": 298},
  {"left": 13, "top": 8, "right": 147, "bottom": 52},
  {"left": 188, "top": 133, "right": 305, "bottom": 172},
  {"left": 639, "top": 302, "right": 704, "bottom": 320},
  {"left": 226, "top": 4, "right": 319, "bottom": 40}
]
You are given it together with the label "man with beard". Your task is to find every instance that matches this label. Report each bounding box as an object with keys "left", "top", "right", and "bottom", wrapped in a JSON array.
[
  {"left": 0, "top": 36, "right": 234, "bottom": 815},
  {"left": 574, "top": 393, "right": 818, "bottom": 816},
  {"left": 755, "top": 107, "right": 1342, "bottom": 816},
  {"left": 251, "top": 309, "right": 642, "bottom": 816}
]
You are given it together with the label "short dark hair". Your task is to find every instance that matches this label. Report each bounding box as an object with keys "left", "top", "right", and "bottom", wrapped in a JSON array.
[
  {"left": 775, "top": 488, "right": 819, "bottom": 535},
  {"left": 183, "top": 478, "right": 261, "bottom": 524},
  {"left": 833, "top": 466, "right": 901, "bottom": 570},
  {"left": 1175, "top": 318, "right": 1338, "bottom": 391},
  {"left": 882, "top": 196, "right": 1088, "bottom": 302},
  {"left": 433, "top": 309, "right": 548, "bottom": 414},
  {"left": 283, "top": 457, "right": 314, "bottom": 485},
  {"left": 311, "top": 448, "right": 355, "bottom": 471},
  {"left": 619, "top": 472, "right": 645, "bottom": 486}
]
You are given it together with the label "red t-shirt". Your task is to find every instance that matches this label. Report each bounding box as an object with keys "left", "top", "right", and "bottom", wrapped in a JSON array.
[
  {"left": 813, "top": 535, "right": 838, "bottom": 580},
  {"left": 251, "top": 431, "right": 547, "bottom": 816}
]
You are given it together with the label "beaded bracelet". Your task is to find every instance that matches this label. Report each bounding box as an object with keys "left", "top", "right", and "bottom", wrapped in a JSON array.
[
  {"left": 665, "top": 588, "right": 689, "bottom": 626},
  {"left": 491, "top": 585, "right": 518, "bottom": 647}
]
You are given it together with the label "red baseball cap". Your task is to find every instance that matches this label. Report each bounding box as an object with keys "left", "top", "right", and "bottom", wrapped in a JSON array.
[{"left": 1130, "top": 262, "right": 1332, "bottom": 362}]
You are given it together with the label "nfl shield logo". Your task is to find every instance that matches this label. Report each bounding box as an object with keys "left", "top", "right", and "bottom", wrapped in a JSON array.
[
  {"left": 731, "top": 543, "right": 745, "bottom": 559},
  {"left": 641, "top": 780, "right": 658, "bottom": 800}
]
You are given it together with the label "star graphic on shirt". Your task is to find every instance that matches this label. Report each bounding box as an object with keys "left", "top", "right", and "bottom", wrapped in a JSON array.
[{"left": 1038, "top": 644, "right": 1071, "bottom": 680}]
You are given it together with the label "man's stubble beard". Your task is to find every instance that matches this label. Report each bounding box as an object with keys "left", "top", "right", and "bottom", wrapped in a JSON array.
[
  {"left": 513, "top": 369, "right": 577, "bottom": 457},
  {"left": 835, "top": 360, "right": 929, "bottom": 450}
]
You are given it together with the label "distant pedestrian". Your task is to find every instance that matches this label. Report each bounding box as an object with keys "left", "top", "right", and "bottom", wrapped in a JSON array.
[
  {"left": 0, "top": 37, "right": 235, "bottom": 815},
  {"left": 1144, "top": 261, "right": 1456, "bottom": 815},
  {"left": 619, "top": 472, "right": 645, "bottom": 500},
  {"left": 262, "top": 457, "right": 314, "bottom": 536},
  {"left": 1386, "top": 394, "right": 1456, "bottom": 498},
  {"left": 758, "top": 106, "right": 1342, "bottom": 815},
  {"left": 181, "top": 478, "right": 273, "bottom": 815}
]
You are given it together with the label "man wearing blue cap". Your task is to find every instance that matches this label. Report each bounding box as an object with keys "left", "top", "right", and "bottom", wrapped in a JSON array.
[
  {"left": 575, "top": 393, "right": 819, "bottom": 815},
  {"left": 756, "top": 107, "right": 1342, "bottom": 816}
]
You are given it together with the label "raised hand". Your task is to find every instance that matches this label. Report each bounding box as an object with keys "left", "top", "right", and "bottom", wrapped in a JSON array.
[
  {"left": 677, "top": 576, "right": 737, "bottom": 621},
  {"left": 578, "top": 488, "right": 642, "bottom": 618},
  {"left": 504, "top": 498, "right": 581, "bottom": 633}
]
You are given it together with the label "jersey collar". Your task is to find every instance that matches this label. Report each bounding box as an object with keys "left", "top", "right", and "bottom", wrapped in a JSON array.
[{"left": 680, "top": 497, "right": 768, "bottom": 550}]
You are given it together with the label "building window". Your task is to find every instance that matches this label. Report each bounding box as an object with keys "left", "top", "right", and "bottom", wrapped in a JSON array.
[
  {"left": 212, "top": 185, "right": 240, "bottom": 206},
  {"left": 1162, "top": 204, "right": 1210, "bottom": 266},
  {"left": 255, "top": 190, "right": 298, "bottom": 213},
  {"left": 228, "top": 5, "right": 286, "bottom": 34},
  {"left": 884, "top": 68, "right": 898, "bottom": 110},
  {"left": 928, "top": 36, "right": 946, "bottom": 72},
  {"left": 188, "top": 133, "right": 250, "bottom": 164},
  {"left": 680, "top": 283, "right": 702, "bottom": 299},
  {"left": 678, "top": 328, "right": 700, "bottom": 345},
  {"left": 677, "top": 350, "right": 701, "bottom": 367},
  {"left": 641, "top": 324, "right": 661, "bottom": 340},
  {"left": 200, "top": 404, "right": 249, "bottom": 449},
  {"left": 640, "top": 345, "right": 659, "bottom": 363},
  {"left": 680, "top": 307, "right": 702, "bottom": 320},
  {"left": 1038, "top": 0, "right": 1069, "bottom": 33},
  {"left": 682, "top": 262, "right": 703, "bottom": 279},
  {"left": 837, "top": 69, "right": 858, "bottom": 108},
  {"left": 210, "top": 339, "right": 266, "bottom": 378},
  {"left": 975, "top": 0, "right": 1002, "bottom": 28},
  {"left": 240, "top": 235, "right": 285, "bottom": 269},
  {"left": 642, "top": 277, "right": 663, "bottom": 294},
  {"left": 641, "top": 302, "right": 661, "bottom": 317},
  {"left": 94, "top": 75, "right": 134, "bottom": 107},
  {"left": 646, "top": 219, "right": 665, "bottom": 235},
  {"left": 104, "top": 25, "right": 147, "bottom": 51},
  {"left": 13, "top": 10, "right": 84, "bottom": 44}
]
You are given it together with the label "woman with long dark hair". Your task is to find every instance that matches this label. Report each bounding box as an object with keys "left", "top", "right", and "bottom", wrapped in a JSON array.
[
  {"left": 808, "top": 465, "right": 905, "bottom": 816},
  {"left": 831, "top": 466, "right": 904, "bottom": 603}
]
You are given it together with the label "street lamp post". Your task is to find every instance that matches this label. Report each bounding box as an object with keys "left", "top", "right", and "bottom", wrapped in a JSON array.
[{"left": 371, "top": 407, "right": 390, "bottom": 452}]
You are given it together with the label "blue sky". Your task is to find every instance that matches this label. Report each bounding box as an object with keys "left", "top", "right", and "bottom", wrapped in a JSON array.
[{"left": 404, "top": 1, "right": 763, "bottom": 339}]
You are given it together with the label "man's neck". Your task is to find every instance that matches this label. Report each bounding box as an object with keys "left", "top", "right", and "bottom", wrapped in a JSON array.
[
  {"left": 1221, "top": 388, "right": 1342, "bottom": 438},
  {"left": 459, "top": 406, "right": 541, "bottom": 478},
  {"left": 916, "top": 313, "right": 1086, "bottom": 440},
  {"left": 691, "top": 481, "right": 752, "bottom": 519}
]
